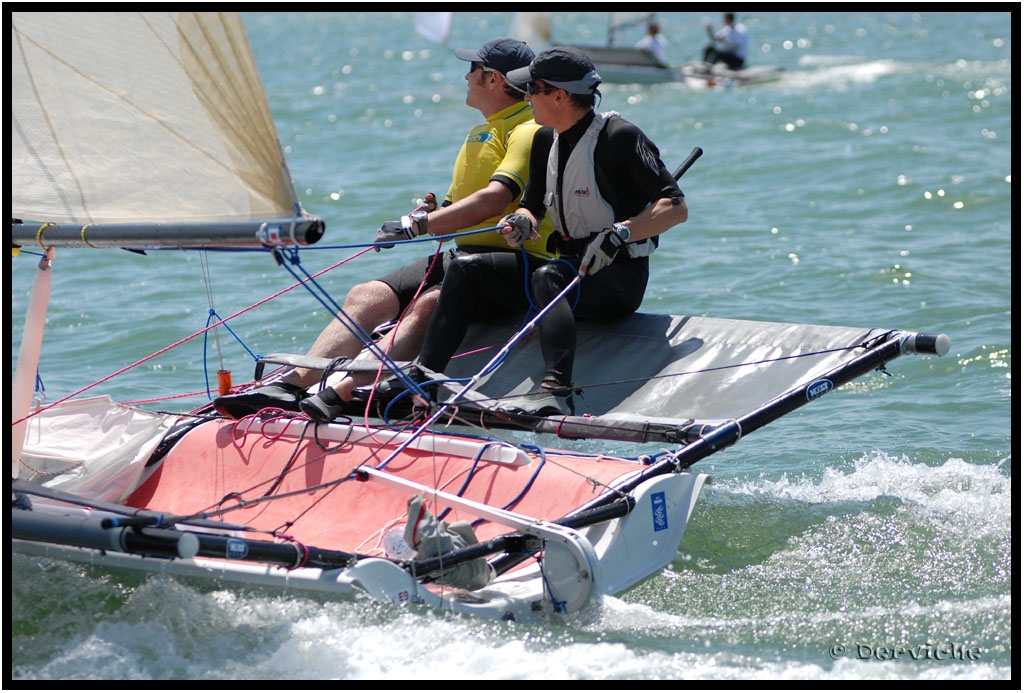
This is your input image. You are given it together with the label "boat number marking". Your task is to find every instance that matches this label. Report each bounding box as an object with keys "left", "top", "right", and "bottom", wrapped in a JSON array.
[
  {"left": 806, "top": 379, "right": 834, "bottom": 401},
  {"left": 651, "top": 491, "right": 668, "bottom": 532},
  {"left": 225, "top": 538, "right": 249, "bottom": 560}
]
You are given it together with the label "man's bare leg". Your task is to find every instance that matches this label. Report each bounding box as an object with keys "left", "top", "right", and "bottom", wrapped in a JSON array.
[
  {"left": 327, "top": 287, "right": 439, "bottom": 400},
  {"left": 280, "top": 279, "right": 404, "bottom": 392},
  {"left": 213, "top": 280, "right": 410, "bottom": 418}
]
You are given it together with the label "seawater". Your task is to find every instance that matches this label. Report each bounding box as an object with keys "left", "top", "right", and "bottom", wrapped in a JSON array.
[{"left": 10, "top": 11, "right": 1013, "bottom": 681}]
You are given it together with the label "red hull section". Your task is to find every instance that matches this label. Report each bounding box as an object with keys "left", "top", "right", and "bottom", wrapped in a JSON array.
[{"left": 126, "top": 418, "right": 646, "bottom": 554}]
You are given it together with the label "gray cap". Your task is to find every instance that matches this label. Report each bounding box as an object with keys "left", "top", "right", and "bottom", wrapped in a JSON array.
[
  {"left": 454, "top": 38, "right": 535, "bottom": 76},
  {"left": 506, "top": 46, "right": 602, "bottom": 95}
]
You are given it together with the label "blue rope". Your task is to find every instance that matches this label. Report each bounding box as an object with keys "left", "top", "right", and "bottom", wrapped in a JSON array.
[
  {"left": 378, "top": 376, "right": 471, "bottom": 429},
  {"left": 519, "top": 246, "right": 539, "bottom": 319},
  {"left": 538, "top": 539, "right": 569, "bottom": 614},
  {"left": 274, "top": 246, "right": 430, "bottom": 400},
  {"left": 515, "top": 254, "right": 582, "bottom": 337},
  {"left": 203, "top": 309, "right": 261, "bottom": 399},
  {"left": 191, "top": 225, "right": 554, "bottom": 401}
]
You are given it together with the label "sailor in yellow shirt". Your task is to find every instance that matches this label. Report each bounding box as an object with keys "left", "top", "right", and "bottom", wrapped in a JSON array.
[
  {"left": 215, "top": 38, "right": 553, "bottom": 420},
  {"left": 445, "top": 100, "right": 554, "bottom": 258}
]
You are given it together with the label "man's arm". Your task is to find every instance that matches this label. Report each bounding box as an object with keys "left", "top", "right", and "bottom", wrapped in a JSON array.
[
  {"left": 519, "top": 127, "right": 554, "bottom": 219},
  {"left": 421, "top": 179, "right": 515, "bottom": 235},
  {"left": 616, "top": 196, "right": 687, "bottom": 243}
]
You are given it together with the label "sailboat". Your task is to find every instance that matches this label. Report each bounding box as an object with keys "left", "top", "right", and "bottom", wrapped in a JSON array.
[
  {"left": 512, "top": 12, "right": 784, "bottom": 87},
  {"left": 12, "top": 12, "right": 949, "bottom": 621},
  {"left": 508, "top": 11, "right": 678, "bottom": 85}
]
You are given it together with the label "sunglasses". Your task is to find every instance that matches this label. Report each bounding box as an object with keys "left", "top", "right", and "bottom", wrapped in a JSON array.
[
  {"left": 471, "top": 62, "right": 499, "bottom": 75},
  {"left": 526, "top": 81, "right": 558, "bottom": 96}
]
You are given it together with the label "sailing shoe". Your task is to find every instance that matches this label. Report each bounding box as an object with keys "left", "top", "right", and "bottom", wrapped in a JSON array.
[
  {"left": 213, "top": 382, "right": 308, "bottom": 419},
  {"left": 540, "top": 380, "right": 573, "bottom": 398},
  {"left": 496, "top": 389, "right": 575, "bottom": 418},
  {"left": 299, "top": 387, "right": 347, "bottom": 424}
]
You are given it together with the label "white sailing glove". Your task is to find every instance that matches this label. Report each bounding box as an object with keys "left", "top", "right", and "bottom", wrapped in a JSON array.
[
  {"left": 499, "top": 213, "right": 537, "bottom": 249},
  {"left": 579, "top": 223, "right": 629, "bottom": 276},
  {"left": 375, "top": 210, "right": 428, "bottom": 249}
]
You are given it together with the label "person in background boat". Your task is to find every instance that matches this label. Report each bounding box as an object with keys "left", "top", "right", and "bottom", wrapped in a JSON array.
[
  {"left": 214, "top": 38, "right": 555, "bottom": 421},
  {"left": 635, "top": 21, "right": 668, "bottom": 66},
  {"left": 702, "top": 13, "right": 748, "bottom": 70},
  {"left": 415, "top": 46, "right": 687, "bottom": 415}
]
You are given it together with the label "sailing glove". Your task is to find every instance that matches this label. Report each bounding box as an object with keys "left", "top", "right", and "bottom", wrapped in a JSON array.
[
  {"left": 375, "top": 210, "right": 428, "bottom": 249},
  {"left": 499, "top": 213, "right": 538, "bottom": 249},
  {"left": 579, "top": 223, "right": 629, "bottom": 276}
]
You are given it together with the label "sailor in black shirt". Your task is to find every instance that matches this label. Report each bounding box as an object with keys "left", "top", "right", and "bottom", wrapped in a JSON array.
[{"left": 419, "top": 47, "right": 687, "bottom": 411}]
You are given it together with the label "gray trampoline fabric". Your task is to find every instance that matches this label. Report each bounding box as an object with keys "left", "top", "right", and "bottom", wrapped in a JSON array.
[{"left": 443, "top": 312, "right": 882, "bottom": 426}]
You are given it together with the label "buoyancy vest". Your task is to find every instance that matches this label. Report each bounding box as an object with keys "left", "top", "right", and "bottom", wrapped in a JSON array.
[{"left": 544, "top": 111, "right": 657, "bottom": 259}]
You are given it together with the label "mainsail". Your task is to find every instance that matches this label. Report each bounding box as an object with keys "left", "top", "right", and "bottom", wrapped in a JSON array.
[
  {"left": 11, "top": 11, "right": 323, "bottom": 475},
  {"left": 10, "top": 12, "right": 322, "bottom": 247}
]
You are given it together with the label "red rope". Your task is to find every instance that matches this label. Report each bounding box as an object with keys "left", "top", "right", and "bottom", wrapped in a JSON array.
[
  {"left": 13, "top": 248, "right": 374, "bottom": 427},
  {"left": 360, "top": 239, "right": 445, "bottom": 428}
]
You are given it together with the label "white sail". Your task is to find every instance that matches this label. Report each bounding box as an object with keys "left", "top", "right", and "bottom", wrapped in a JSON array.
[
  {"left": 413, "top": 12, "right": 452, "bottom": 44},
  {"left": 11, "top": 12, "right": 299, "bottom": 226}
]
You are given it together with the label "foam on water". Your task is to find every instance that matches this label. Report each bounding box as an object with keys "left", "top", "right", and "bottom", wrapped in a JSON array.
[
  {"left": 724, "top": 454, "right": 1010, "bottom": 532},
  {"left": 16, "top": 455, "right": 1010, "bottom": 680}
]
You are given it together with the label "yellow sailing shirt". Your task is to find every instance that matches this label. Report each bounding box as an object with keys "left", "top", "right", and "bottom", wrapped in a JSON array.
[{"left": 447, "top": 102, "right": 556, "bottom": 258}]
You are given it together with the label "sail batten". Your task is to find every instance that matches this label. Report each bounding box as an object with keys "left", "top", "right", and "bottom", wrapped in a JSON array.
[{"left": 11, "top": 12, "right": 310, "bottom": 233}]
